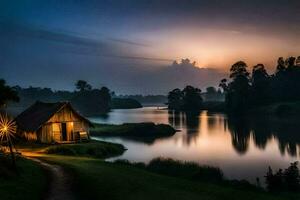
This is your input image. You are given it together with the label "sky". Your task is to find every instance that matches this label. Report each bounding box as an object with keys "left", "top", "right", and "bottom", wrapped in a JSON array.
[{"left": 1, "top": 0, "right": 300, "bottom": 94}]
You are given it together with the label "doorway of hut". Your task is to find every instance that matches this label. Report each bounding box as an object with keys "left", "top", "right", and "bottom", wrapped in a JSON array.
[{"left": 61, "top": 122, "right": 67, "bottom": 141}]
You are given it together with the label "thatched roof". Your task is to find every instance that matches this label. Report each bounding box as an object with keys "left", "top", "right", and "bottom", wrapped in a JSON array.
[{"left": 15, "top": 101, "right": 92, "bottom": 132}]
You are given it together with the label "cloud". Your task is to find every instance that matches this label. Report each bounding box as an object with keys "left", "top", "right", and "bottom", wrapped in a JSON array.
[{"left": 107, "top": 38, "right": 150, "bottom": 47}]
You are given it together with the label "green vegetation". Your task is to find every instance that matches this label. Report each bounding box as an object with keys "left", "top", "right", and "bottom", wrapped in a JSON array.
[
  {"left": 0, "top": 79, "right": 19, "bottom": 108},
  {"left": 114, "top": 158, "right": 262, "bottom": 191},
  {"left": 265, "top": 162, "right": 300, "bottom": 192},
  {"left": 71, "top": 84, "right": 112, "bottom": 115},
  {"left": 115, "top": 157, "right": 224, "bottom": 183},
  {"left": 0, "top": 156, "right": 47, "bottom": 200},
  {"left": 40, "top": 155, "right": 294, "bottom": 200},
  {"left": 219, "top": 56, "right": 300, "bottom": 114},
  {"left": 167, "top": 86, "right": 203, "bottom": 111},
  {"left": 43, "top": 140, "right": 126, "bottom": 158},
  {"left": 90, "top": 122, "right": 176, "bottom": 137},
  {"left": 111, "top": 98, "right": 142, "bottom": 109}
]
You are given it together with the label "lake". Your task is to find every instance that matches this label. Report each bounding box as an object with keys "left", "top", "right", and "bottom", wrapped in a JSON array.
[{"left": 89, "top": 107, "right": 300, "bottom": 183}]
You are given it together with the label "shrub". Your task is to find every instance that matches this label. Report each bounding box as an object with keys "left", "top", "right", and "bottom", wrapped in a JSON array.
[
  {"left": 265, "top": 162, "right": 300, "bottom": 192},
  {"left": 147, "top": 158, "right": 223, "bottom": 183},
  {"left": 114, "top": 157, "right": 223, "bottom": 183},
  {"left": 44, "top": 141, "right": 125, "bottom": 158}
]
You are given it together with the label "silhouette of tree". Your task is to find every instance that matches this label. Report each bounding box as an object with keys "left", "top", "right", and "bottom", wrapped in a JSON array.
[
  {"left": 265, "top": 162, "right": 300, "bottom": 192},
  {"left": 75, "top": 80, "right": 92, "bottom": 92},
  {"left": 265, "top": 167, "right": 284, "bottom": 192},
  {"left": 219, "top": 79, "right": 228, "bottom": 92},
  {"left": 276, "top": 57, "right": 286, "bottom": 73},
  {"left": 182, "top": 85, "right": 202, "bottom": 111},
  {"left": 296, "top": 56, "right": 300, "bottom": 67},
  {"left": 167, "top": 88, "right": 183, "bottom": 111},
  {"left": 286, "top": 57, "right": 296, "bottom": 70},
  {"left": 284, "top": 162, "right": 300, "bottom": 191},
  {"left": 251, "top": 64, "right": 269, "bottom": 105},
  {"left": 167, "top": 86, "right": 203, "bottom": 112},
  {"left": 227, "top": 61, "right": 251, "bottom": 113},
  {"left": 206, "top": 86, "right": 217, "bottom": 94},
  {"left": 99, "top": 87, "right": 111, "bottom": 113},
  {"left": 0, "top": 79, "right": 19, "bottom": 108},
  {"left": 220, "top": 56, "right": 300, "bottom": 113}
]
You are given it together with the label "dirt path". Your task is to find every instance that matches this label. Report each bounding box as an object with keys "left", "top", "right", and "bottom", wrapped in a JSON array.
[{"left": 26, "top": 156, "right": 75, "bottom": 200}]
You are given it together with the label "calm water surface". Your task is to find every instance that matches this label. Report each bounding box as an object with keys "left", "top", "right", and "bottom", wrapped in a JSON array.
[{"left": 89, "top": 107, "right": 300, "bottom": 183}]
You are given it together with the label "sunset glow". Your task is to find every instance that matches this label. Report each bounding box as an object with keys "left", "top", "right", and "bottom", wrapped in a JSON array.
[{"left": 2, "top": 0, "right": 300, "bottom": 93}]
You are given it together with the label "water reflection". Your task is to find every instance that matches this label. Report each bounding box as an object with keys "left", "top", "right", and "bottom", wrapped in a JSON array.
[
  {"left": 170, "top": 111, "right": 300, "bottom": 157},
  {"left": 226, "top": 116, "right": 300, "bottom": 157},
  {"left": 91, "top": 107, "right": 300, "bottom": 181}
]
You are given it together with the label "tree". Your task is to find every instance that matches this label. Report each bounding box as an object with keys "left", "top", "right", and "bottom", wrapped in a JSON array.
[
  {"left": 206, "top": 86, "right": 217, "bottom": 94},
  {"left": 230, "top": 61, "right": 250, "bottom": 79},
  {"left": 227, "top": 61, "right": 251, "bottom": 113},
  {"left": 265, "top": 162, "right": 300, "bottom": 192},
  {"left": 265, "top": 167, "right": 284, "bottom": 192},
  {"left": 182, "top": 85, "right": 202, "bottom": 111},
  {"left": 0, "top": 79, "right": 19, "bottom": 108},
  {"left": 167, "top": 88, "right": 183, "bottom": 111},
  {"left": 219, "top": 79, "right": 228, "bottom": 92},
  {"left": 296, "top": 56, "right": 300, "bottom": 67},
  {"left": 286, "top": 57, "right": 296, "bottom": 70},
  {"left": 284, "top": 162, "right": 300, "bottom": 191},
  {"left": 99, "top": 87, "right": 111, "bottom": 113},
  {"left": 276, "top": 57, "right": 286, "bottom": 73},
  {"left": 75, "top": 80, "right": 92, "bottom": 92},
  {"left": 251, "top": 64, "right": 269, "bottom": 105}
]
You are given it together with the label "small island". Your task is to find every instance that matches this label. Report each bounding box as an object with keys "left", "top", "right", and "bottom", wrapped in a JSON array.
[{"left": 90, "top": 122, "right": 176, "bottom": 137}]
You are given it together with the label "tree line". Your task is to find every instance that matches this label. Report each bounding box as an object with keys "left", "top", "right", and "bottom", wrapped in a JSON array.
[
  {"left": 0, "top": 79, "right": 111, "bottom": 115},
  {"left": 220, "top": 56, "right": 300, "bottom": 113},
  {"left": 167, "top": 56, "right": 300, "bottom": 114},
  {"left": 0, "top": 79, "right": 144, "bottom": 115}
]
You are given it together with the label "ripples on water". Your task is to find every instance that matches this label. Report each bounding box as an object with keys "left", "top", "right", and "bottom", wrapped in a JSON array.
[{"left": 89, "top": 107, "right": 300, "bottom": 183}]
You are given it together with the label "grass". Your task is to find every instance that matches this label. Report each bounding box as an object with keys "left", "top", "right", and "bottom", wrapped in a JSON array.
[
  {"left": 0, "top": 156, "right": 47, "bottom": 200},
  {"left": 43, "top": 140, "right": 126, "bottom": 158},
  {"left": 39, "top": 155, "right": 299, "bottom": 200},
  {"left": 114, "top": 157, "right": 224, "bottom": 183},
  {"left": 90, "top": 122, "right": 176, "bottom": 137}
]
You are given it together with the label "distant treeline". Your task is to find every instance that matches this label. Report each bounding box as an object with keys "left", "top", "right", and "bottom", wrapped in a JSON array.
[
  {"left": 1, "top": 80, "right": 142, "bottom": 116},
  {"left": 220, "top": 56, "right": 300, "bottom": 114},
  {"left": 167, "top": 86, "right": 225, "bottom": 111}
]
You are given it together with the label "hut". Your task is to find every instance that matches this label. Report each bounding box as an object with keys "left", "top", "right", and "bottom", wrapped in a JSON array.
[{"left": 15, "top": 101, "right": 92, "bottom": 143}]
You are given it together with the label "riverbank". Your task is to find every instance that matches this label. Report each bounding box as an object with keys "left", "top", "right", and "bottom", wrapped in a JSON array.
[
  {"left": 3, "top": 140, "right": 300, "bottom": 200},
  {"left": 39, "top": 155, "right": 295, "bottom": 200},
  {"left": 90, "top": 122, "right": 176, "bottom": 137}
]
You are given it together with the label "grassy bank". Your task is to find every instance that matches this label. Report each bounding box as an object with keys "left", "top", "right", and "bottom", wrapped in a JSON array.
[
  {"left": 0, "top": 156, "right": 47, "bottom": 200},
  {"left": 43, "top": 140, "right": 126, "bottom": 158},
  {"left": 114, "top": 158, "right": 224, "bottom": 183},
  {"left": 90, "top": 122, "right": 176, "bottom": 137},
  {"left": 16, "top": 140, "right": 126, "bottom": 159},
  {"left": 39, "top": 155, "right": 295, "bottom": 200}
]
